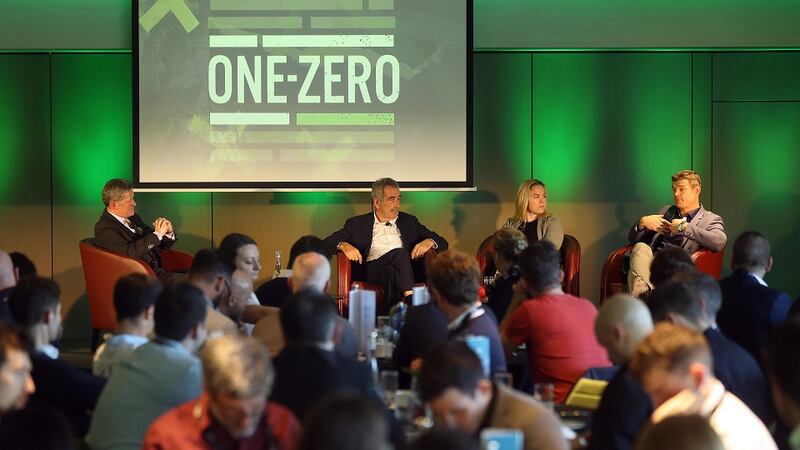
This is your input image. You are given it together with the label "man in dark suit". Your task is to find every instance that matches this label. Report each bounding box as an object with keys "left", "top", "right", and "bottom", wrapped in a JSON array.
[
  {"left": 94, "top": 178, "right": 177, "bottom": 283},
  {"left": 627, "top": 170, "right": 727, "bottom": 297},
  {"left": 718, "top": 231, "right": 793, "bottom": 359},
  {"left": 323, "top": 177, "right": 447, "bottom": 305}
]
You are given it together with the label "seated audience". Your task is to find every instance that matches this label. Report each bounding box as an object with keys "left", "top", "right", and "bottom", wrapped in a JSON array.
[
  {"left": 86, "top": 283, "right": 207, "bottom": 450},
  {"left": 408, "top": 428, "right": 479, "bottom": 450},
  {"left": 93, "top": 178, "right": 178, "bottom": 283},
  {"left": 589, "top": 294, "right": 654, "bottom": 450},
  {"left": 217, "top": 233, "right": 269, "bottom": 330},
  {"left": 647, "top": 246, "right": 697, "bottom": 289},
  {"left": 718, "top": 231, "right": 792, "bottom": 358},
  {"left": 9, "top": 252, "right": 36, "bottom": 280},
  {"left": 0, "top": 406, "right": 74, "bottom": 450},
  {"left": 629, "top": 323, "right": 776, "bottom": 450},
  {"left": 392, "top": 299, "right": 449, "bottom": 383},
  {"left": 504, "top": 179, "right": 564, "bottom": 249},
  {"left": 8, "top": 277, "right": 105, "bottom": 437},
  {"left": 501, "top": 240, "right": 610, "bottom": 403},
  {"left": 0, "top": 250, "right": 17, "bottom": 324},
  {"left": 0, "top": 325, "right": 34, "bottom": 416},
  {"left": 298, "top": 393, "right": 388, "bottom": 450},
  {"left": 763, "top": 323, "right": 800, "bottom": 450},
  {"left": 186, "top": 248, "right": 242, "bottom": 338},
  {"left": 322, "top": 177, "right": 448, "bottom": 305},
  {"left": 486, "top": 228, "right": 528, "bottom": 321},
  {"left": 255, "top": 235, "right": 328, "bottom": 308},
  {"left": 92, "top": 273, "right": 161, "bottom": 377},
  {"left": 253, "top": 252, "right": 356, "bottom": 358},
  {"left": 419, "top": 341, "right": 567, "bottom": 450},
  {"left": 634, "top": 414, "right": 724, "bottom": 450},
  {"left": 627, "top": 170, "right": 726, "bottom": 297},
  {"left": 647, "top": 272, "right": 771, "bottom": 423},
  {"left": 144, "top": 335, "right": 301, "bottom": 450},
  {"left": 428, "top": 249, "right": 506, "bottom": 375}
]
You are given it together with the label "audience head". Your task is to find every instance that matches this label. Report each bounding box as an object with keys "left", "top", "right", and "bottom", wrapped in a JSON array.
[
  {"left": 288, "top": 235, "right": 329, "bottom": 268},
  {"left": 218, "top": 269, "right": 253, "bottom": 322},
  {"left": 289, "top": 252, "right": 331, "bottom": 294},
  {"left": 629, "top": 323, "right": 712, "bottom": 408},
  {"left": 671, "top": 170, "right": 702, "bottom": 210},
  {"left": 113, "top": 273, "right": 160, "bottom": 332},
  {"left": 492, "top": 228, "right": 528, "bottom": 273},
  {"left": 9, "top": 252, "right": 36, "bottom": 281},
  {"left": 8, "top": 277, "right": 61, "bottom": 342},
  {"left": 646, "top": 271, "right": 721, "bottom": 331},
  {"left": 0, "top": 326, "right": 34, "bottom": 415},
  {"left": 0, "top": 406, "right": 75, "bottom": 450},
  {"left": 280, "top": 290, "right": 337, "bottom": 348},
  {"left": 0, "top": 249, "right": 17, "bottom": 290},
  {"left": 763, "top": 323, "right": 800, "bottom": 429},
  {"left": 153, "top": 283, "right": 207, "bottom": 350},
  {"left": 518, "top": 240, "right": 562, "bottom": 294},
  {"left": 408, "top": 428, "right": 479, "bottom": 450},
  {"left": 371, "top": 177, "right": 401, "bottom": 221},
  {"left": 419, "top": 341, "right": 491, "bottom": 434},
  {"left": 299, "top": 393, "right": 389, "bottom": 450},
  {"left": 731, "top": 231, "right": 772, "bottom": 274},
  {"left": 595, "top": 294, "right": 654, "bottom": 365},
  {"left": 513, "top": 179, "right": 548, "bottom": 222},
  {"left": 101, "top": 178, "right": 135, "bottom": 217},
  {"left": 649, "top": 247, "right": 696, "bottom": 288},
  {"left": 188, "top": 248, "right": 234, "bottom": 304},
  {"left": 201, "top": 335, "right": 273, "bottom": 439},
  {"left": 218, "top": 233, "right": 261, "bottom": 281},
  {"left": 427, "top": 250, "right": 480, "bottom": 312},
  {"left": 635, "top": 414, "right": 723, "bottom": 450}
]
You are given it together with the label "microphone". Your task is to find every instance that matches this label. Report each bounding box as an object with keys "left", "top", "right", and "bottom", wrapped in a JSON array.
[{"left": 385, "top": 222, "right": 392, "bottom": 227}]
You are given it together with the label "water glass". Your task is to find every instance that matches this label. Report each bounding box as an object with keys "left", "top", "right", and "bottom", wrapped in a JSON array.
[
  {"left": 380, "top": 370, "right": 399, "bottom": 407},
  {"left": 533, "top": 382, "right": 555, "bottom": 411}
]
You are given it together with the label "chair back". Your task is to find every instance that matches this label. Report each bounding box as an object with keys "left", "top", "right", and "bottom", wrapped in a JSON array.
[
  {"left": 561, "top": 234, "right": 581, "bottom": 296},
  {"left": 78, "top": 238, "right": 153, "bottom": 331}
]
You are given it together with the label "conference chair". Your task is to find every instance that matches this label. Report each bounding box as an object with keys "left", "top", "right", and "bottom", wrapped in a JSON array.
[
  {"left": 476, "top": 234, "right": 582, "bottom": 296},
  {"left": 599, "top": 244, "right": 725, "bottom": 303},
  {"left": 78, "top": 238, "right": 194, "bottom": 350},
  {"left": 336, "top": 248, "right": 437, "bottom": 318}
]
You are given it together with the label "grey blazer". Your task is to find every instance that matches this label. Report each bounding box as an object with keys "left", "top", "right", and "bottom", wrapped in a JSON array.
[
  {"left": 505, "top": 213, "right": 564, "bottom": 250},
  {"left": 628, "top": 204, "right": 727, "bottom": 253}
]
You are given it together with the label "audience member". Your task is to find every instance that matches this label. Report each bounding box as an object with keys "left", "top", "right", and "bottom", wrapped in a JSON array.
[
  {"left": 648, "top": 246, "right": 696, "bottom": 289},
  {"left": 504, "top": 179, "right": 564, "bottom": 249},
  {"left": 93, "top": 178, "right": 178, "bottom": 283},
  {"left": 8, "top": 252, "right": 36, "bottom": 280},
  {"left": 217, "top": 233, "right": 267, "bottom": 329},
  {"left": 763, "top": 323, "right": 800, "bottom": 450},
  {"left": 298, "top": 393, "right": 388, "bottom": 450},
  {"left": 86, "top": 283, "right": 207, "bottom": 450},
  {"left": 627, "top": 170, "right": 726, "bottom": 297},
  {"left": 419, "top": 341, "right": 567, "bottom": 450},
  {"left": 0, "top": 325, "right": 34, "bottom": 416},
  {"left": 408, "top": 428, "right": 479, "bottom": 450},
  {"left": 392, "top": 298, "right": 449, "bottom": 383},
  {"left": 487, "top": 227, "right": 528, "bottom": 321},
  {"left": 0, "top": 250, "right": 17, "bottom": 324},
  {"left": 255, "top": 235, "right": 328, "bottom": 308},
  {"left": 589, "top": 294, "right": 654, "bottom": 450},
  {"left": 186, "top": 248, "right": 239, "bottom": 337},
  {"left": 629, "top": 323, "right": 776, "bottom": 450},
  {"left": 501, "top": 240, "right": 610, "bottom": 403},
  {"left": 428, "top": 249, "right": 506, "bottom": 375},
  {"left": 144, "top": 335, "right": 301, "bottom": 450},
  {"left": 634, "top": 414, "right": 724, "bottom": 450},
  {"left": 92, "top": 273, "right": 161, "bottom": 377},
  {"left": 8, "top": 277, "right": 105, "bottom": 437},
  {"left": 647, "top": 272, "right": 771, "bottom": 423},
  {"left": 0, "top": 406, "right": 75, "bottom": 450},
  {"left": 253, "top": 252, "right": 356, "bottom": 358},
  {"left": 323, "top": 177, "right": 448, "bottom": 305},
  {"left": 718, "top": 231, "right": 792, "bottom": 358}
]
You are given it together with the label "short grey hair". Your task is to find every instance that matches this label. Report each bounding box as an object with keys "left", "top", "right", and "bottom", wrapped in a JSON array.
[
  {"left": 201, "top": 335, "right": 273, "bottom": 398},
  {"left": 371, "top": 177, "right": 399, "bottom": 200},
  {"left": 102, "top": 178, "right": 133, "bottom": 206},
  {"left": 291, "top": 252, "right": 330, "bottom": 293}
]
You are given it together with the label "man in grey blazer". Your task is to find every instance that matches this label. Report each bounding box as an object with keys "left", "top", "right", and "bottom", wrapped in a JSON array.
[{"left": 627, "top": 170, "right": 726, "bottom": 297}]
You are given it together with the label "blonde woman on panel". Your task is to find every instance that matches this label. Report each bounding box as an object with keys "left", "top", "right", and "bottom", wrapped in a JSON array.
[{"left": 505, "top": 179, "right": 564, "bottom": 250}]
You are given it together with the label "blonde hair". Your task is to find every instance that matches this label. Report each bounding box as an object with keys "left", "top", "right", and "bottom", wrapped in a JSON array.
[
  {"left": 671, "top": 170, "right": 702, "bottom": 189},
  {"left": 510, "top": 179, "right": 549, "bottom": 227},
  {"left": 201, "top": 335, "right": 273, "bottom": 398}
]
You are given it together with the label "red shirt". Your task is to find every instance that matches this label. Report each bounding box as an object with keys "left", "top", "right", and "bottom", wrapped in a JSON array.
[
  {"left": 143, "top": 392, "right": 301, "bottom": 450},
  {"left": 506, "top": 293, "right": 611, "bottom": 403}
]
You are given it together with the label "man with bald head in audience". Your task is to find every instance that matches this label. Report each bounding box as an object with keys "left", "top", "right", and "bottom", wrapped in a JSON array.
[
  {"left": 253, "top": 251, "right": 357, "bottom": 358},
  {"left": 0, "top": 250, "right": 18, "bottom": 324},
  {"left": 589, "top": 294, "right": 654, "bottom": 450}
]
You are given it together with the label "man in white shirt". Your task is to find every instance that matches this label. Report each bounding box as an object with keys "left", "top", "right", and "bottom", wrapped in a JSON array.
[{"left": 629, "top": 322, "right": 777, "bottom": 450}]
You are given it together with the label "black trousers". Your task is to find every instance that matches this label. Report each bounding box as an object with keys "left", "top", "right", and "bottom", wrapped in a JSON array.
[{"left": 365, "top": 248, "right": 415, "bottom": 306}]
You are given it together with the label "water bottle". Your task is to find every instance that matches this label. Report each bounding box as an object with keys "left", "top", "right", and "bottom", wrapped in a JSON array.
[{"left": 273, "top": 250, "right": 282, "bottom": 278}]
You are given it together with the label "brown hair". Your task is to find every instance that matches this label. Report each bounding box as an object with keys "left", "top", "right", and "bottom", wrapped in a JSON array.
[
  {"left": 492, "top": 228, "right": 528, "bottom": 264},
  {"left": 101, "top": 178, "right": 133, "bottom": 207},
  {"left": 635, "top": 415, "right": 724, "bottom": 450},
  {"left": 629, "top": 323, "right": 712, "bottom": 381},
  {"left": 671, "top": 170, "right": 702, "bottom": 189},
  {"left": 427, "top": 250, "right": 480, "bottom": 307}
]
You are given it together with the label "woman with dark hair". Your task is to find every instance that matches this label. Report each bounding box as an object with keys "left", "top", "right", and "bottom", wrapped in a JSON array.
[
  {"left": 505, "top": 179, "right": 564, "bottom": 250},
  {"left": 487, "top": 228, "right": 528, "bottom": 322},
  {"left": 298, "top": 393, "right": 390, "bottom": 450},
  {"left": 217, "top": 233, "right": 262, "bottom": 331},
  {"left": 255, "top": 235, "right": 328, "bottom": 308}
]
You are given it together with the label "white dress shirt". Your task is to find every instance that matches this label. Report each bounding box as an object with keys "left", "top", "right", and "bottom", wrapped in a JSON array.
[
  {"left": 108, "top": 210, "right": 175, "bottom": 241},
  {"left": 367, "top": 214, "right": 403, "bottom": 262}
]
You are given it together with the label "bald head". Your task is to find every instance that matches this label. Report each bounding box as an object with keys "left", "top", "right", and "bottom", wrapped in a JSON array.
[
  {"left": 290, "top": 252, "right": 330, "bottom": 294},
  {"left": 0, "top": 250, "right": 16, "bottom": 290},
  {"left": 595, "top": 294, "right": 654, "bottom": 365}
]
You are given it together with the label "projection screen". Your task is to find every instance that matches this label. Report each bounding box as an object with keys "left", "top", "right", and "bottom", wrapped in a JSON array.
[{"left": 134, "top": 0, "right": 472, "bottom": 189}]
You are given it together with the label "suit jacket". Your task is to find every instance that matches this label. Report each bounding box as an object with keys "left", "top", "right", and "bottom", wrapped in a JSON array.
[
  {"left": 393, "top": 302, "right": 449, "bottom": 373},
  {"left": 486, "top": 384, "right": 569, "bottom": 450},
  {"left": 718, "top": 269, "right": 792, "bottom": 358},
  {"left": 94, "top": 209, "right": 175, "bottom": 271},
  {"left": 588, "top": 364, "right": 652, "bottom": 450},
  {"left": 628, "top": 204, "right": 726, "bottom": 253},
  {"left": 323, "top": 211, "right": 448, "bottom": 261}
]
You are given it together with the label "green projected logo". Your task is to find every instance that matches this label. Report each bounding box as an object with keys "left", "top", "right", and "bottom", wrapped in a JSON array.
[{"left": 140, "top": 0, "right": 199, "bottom": 32}]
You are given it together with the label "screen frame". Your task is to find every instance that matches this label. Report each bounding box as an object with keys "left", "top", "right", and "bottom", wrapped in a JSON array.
[{"left": 132, "top": 0, "right": 474, "bottom": 191}]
